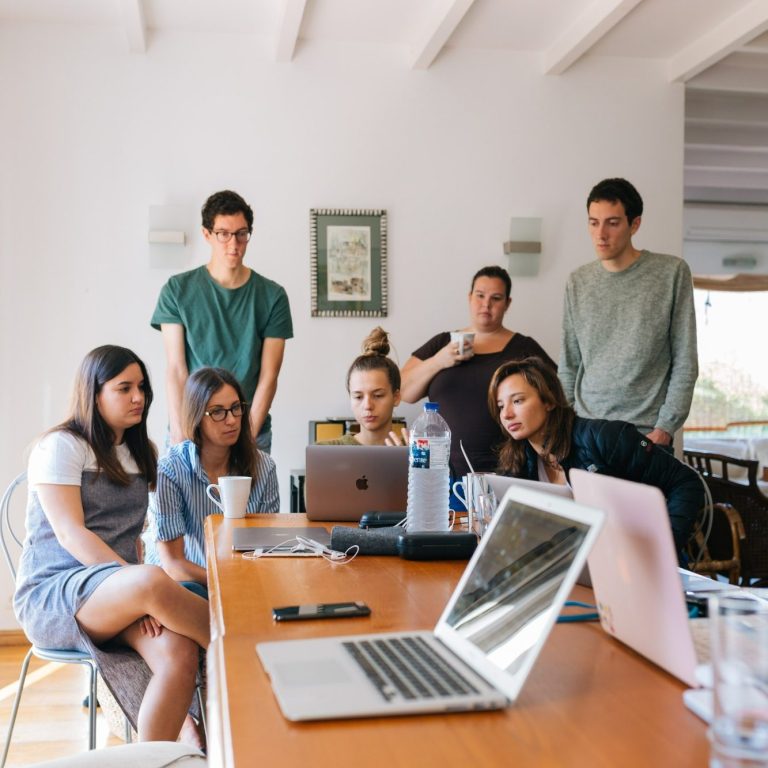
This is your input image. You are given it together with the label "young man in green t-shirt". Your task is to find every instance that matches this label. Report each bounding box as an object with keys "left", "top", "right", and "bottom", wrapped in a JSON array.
[{"left": 151, "top": 190, "right": 293, "bottom": 452}]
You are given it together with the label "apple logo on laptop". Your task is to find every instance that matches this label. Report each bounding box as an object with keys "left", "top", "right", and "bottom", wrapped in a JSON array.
[{"left": 356, "top": 475, "right": 369, "bottom": 491}]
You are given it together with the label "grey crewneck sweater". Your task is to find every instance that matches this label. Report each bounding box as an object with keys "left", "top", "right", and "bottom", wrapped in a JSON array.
[{"left": 559, "top": 250, "right": 698, "bottom": 435}]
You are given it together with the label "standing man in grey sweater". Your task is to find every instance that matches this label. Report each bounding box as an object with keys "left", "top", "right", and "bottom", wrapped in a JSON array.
[{"left": 559, "top": 178, "right": 698, "bottom": 448}]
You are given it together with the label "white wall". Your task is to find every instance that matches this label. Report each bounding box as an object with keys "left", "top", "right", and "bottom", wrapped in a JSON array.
[{"left": 0, "top": 23, "right": 685, "bottom": 628}]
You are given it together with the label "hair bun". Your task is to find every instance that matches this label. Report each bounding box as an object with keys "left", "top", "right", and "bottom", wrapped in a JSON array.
[{"left": 361, "top": 326, "right": 390, "bottom": 357}]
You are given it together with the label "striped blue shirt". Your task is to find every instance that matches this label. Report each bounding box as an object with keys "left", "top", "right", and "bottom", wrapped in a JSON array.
[{"left": 143, "top": 440, "right": 280, "bottom": 568}]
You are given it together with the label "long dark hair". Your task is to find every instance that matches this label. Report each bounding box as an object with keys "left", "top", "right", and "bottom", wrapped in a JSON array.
[
  {"left": 182, "top": 367, "right": 257, "bottom": 483},
  {"left": 488, "top": 356, "right": 575, "bottom": 475},
  {"left": 346, "top": 327, "right": 400, "bottom": 394},
  {"left": 54, "top": 345, "right": 157, "bottom": 488}
]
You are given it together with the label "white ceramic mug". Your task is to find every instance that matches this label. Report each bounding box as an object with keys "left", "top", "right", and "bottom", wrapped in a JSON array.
[
  {"left": 206, "top": 476, "right": 251, "bottom": 519},
  {"left": 452, "top": 473, "right": 490, "bottom": 510},
  {"left": 452, "top": 473, "right": 495, "bottom": 533},
  {"left": 450, "top": 331, "right": 475, "bottom": 358}
]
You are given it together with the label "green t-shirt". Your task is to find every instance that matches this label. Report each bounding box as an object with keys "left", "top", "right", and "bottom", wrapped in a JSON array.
[{"left": 151, "top": 266, "right": 293, "bottom": 434}]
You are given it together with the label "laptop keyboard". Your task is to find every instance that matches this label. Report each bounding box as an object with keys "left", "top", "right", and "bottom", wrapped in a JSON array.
[{"left": 342, "top": 635, "right": 482, "bottom": 702}]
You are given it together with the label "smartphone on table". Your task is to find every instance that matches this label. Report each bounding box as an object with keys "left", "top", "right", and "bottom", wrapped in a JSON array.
[{"left": 272, "top": 602, "right": 371, "bottom": 621}]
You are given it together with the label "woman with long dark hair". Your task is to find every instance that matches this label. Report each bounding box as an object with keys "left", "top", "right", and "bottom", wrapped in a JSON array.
[
  {"left": 487, "top": 356, "right": 702, "bottom": 561},
  {"left": 13, "top": 345, "right": 208, "bottom": 745},
  {"left": 144, "top": 367, "right": 278, "bottom": 592}
]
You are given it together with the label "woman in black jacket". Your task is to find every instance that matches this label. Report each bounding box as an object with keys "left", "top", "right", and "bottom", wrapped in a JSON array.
[{"left": 487, "top": 356, "right": 703, "bottom": 561}]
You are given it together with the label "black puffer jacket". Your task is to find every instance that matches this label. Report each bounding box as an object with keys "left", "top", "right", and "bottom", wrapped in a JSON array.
[{"left": 519, "top": 417, "right": 703, "bottom": 558}]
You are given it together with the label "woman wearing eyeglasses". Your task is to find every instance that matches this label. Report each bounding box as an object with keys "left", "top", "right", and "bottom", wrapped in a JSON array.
[{"left": 144, "top": 367, "right": 279, "bottom": 596}]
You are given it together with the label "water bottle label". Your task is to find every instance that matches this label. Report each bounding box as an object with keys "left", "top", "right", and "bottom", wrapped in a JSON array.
[{"left": 410, "top": 438, "right": 431, "bottom": 469}]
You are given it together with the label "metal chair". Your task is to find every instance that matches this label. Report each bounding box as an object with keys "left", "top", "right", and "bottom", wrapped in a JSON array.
[
  {"left": 1, "top": 473, "right": 207, "bottom": 761},
  {"left": 0, "top": 472, "right": 99, "bottom": 767}
]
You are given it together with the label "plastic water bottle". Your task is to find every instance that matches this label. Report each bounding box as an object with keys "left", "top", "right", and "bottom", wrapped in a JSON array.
[{"left": 406, "top": 402, "right": 451, "bottom": 531}]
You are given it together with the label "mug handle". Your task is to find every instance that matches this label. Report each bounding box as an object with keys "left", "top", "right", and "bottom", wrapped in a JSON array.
[
  {"left": 452, "top": 480, "right": 468, "bottom": 510},
  {"left": 206, "top": 483, "right": 225, "bottom": 512}
]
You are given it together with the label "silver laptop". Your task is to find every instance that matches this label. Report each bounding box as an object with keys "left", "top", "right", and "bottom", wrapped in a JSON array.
[
  {"left": 232, "top": 526, "right": 331, "bottom": 553},
  {"left": 305, "top": 445, "right": 408, "bottom": 521},
  {"left": 485, "top": 476, "right": 592, "bottom": 584},
  {"left": 486, "top": 474, "right": 573, "bottom": 500},
  {"left": 256, "top": 484, "right": 604, "bottom": 721},
  {"left": 570, "top": 469, "right": 718, "bottom": 688}
]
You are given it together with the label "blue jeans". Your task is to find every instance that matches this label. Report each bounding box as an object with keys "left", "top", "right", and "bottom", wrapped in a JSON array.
[{"left": 180, "top": 581, "right": 209, "bottom": 600}]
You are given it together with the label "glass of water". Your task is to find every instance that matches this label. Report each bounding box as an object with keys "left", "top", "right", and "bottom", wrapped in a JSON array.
[
  {"left": 709, "top": 594, "right": 768, "bottom": 768},
  {"left": 473, "top": 492, "right": 498, "bottom": 538}
]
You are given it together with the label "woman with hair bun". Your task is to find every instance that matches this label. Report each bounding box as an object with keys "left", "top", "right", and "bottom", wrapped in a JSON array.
[{"left": 319, "top": 327, "right": 404, "bottom": 446}]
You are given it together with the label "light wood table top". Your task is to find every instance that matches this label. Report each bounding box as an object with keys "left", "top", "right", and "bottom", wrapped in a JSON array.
[{"left": 204, "top": 514, "right": 708, "bottom": 767}]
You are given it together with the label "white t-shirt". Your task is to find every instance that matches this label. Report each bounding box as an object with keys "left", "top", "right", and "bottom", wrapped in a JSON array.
[{"left": 28, "top": 431, "right": 139, "bottom": 486}]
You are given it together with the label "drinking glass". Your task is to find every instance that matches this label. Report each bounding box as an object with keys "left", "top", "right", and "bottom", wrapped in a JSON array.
[
  {"left": 473, "top": 492, "right": 498, "bottom": 538},
  {"left": 709, "top": 594, "right": 768, "bottom": 768}
]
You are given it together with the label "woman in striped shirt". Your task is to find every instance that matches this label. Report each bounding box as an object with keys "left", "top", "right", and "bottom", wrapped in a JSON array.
[{"left": 144, "top": 367, "right": 279, "bottom": 595}]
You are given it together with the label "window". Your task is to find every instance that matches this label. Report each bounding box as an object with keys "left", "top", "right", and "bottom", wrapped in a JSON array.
[{"left": 687, "top": 288, "right": 768, "bottom": 435}]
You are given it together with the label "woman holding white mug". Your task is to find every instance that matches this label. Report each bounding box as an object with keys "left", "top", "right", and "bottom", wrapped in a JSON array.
[
  {"left": 400, "top": 266, "right": 555, "bottom": 480},
  {"left": 144, "top": 367, "right": 278, "bottom": 595}
]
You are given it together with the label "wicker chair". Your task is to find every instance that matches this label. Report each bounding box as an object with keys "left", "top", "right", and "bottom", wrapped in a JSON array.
[
  {"left": 686, "top": 502, "right": 745, "bottom": 585},
  {"left": 683, "top": 450, "right": 768, "bottom": 584}
]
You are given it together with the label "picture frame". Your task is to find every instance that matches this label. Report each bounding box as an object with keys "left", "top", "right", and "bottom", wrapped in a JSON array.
[{"left": 310, "top": 208, "right": 388, "bottom": 317}]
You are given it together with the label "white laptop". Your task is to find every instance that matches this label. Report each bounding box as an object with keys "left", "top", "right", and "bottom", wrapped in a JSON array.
[
  {"left": 486, "top": 474, "right": 573, "bottom": 500},
  {"left": 256, "top": 484, "right": 604, "bottom": 721},
  {"left": 569, "top": 469, "right": 725, "bottom": 689},
  {"left": 231, "top": 526, "right": 331, "bottom": 553},
  {"left": 305, "top": 445, "right": 409, "bottom": 522}
]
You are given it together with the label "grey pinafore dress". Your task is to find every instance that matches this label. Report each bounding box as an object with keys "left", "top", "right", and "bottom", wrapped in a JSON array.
[{"left": 14, "top": 464, "right": 197, "bottom": 728}]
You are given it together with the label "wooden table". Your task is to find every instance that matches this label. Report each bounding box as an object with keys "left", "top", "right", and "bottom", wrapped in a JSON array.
[{"left": 204, "top": 514, "right": 708, "bottom": 767}]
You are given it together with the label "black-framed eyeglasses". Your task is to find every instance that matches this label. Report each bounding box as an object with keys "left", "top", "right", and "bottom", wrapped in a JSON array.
[
  {"left": 211, "top": 229, "right": 251, "bottom": 244},
  {"left": 204, "top": 402, "right": 248, "bottom": 422}
]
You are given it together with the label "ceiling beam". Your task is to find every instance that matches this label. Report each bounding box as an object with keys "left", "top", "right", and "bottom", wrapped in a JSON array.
[
  {"left": 118, "top": 0, "right": 147, "bottom": 53},
  {"left": 410, "top": 0, "right": 476, "bottom": 70},
  {"left": 668, "top": 0, "right": 768, "bottom": 83},
  {"left": 543, "top": 0, "right": 643, "bottom": 76},
  {"left": 275, "top": 0, "right": 308, "bottom": 63}
]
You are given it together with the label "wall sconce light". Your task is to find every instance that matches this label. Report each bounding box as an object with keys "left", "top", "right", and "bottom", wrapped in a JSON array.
[
  {"left": 503, "top": 217, "right": 542, "bottom": 277},
  {"left": 149, "top": 205, "right": 190, "bottom": 268},
  {"left": 148, "top": 230, "right": 186, "bottom": 245}
]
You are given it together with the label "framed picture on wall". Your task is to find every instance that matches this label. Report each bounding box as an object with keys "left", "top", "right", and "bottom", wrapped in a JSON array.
[{"left": 310, "top": 208, "right": 388, "bottom": 317}]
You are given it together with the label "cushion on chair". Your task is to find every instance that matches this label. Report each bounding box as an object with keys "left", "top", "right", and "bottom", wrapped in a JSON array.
[{"left": 25, "top": 742, "right": 206, "bottom": 768}]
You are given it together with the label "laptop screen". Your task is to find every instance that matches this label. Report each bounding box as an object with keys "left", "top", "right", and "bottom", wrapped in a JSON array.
[{"left": 438, "top": 489, "right": 599, "bottom": 696}]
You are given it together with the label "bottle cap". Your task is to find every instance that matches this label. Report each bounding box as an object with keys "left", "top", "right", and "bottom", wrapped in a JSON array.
[{"left": 425, "top": 402, "right": 439, "bottom": 411}]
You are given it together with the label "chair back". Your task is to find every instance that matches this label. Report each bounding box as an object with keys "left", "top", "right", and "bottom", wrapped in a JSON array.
[
  {"left": 683, "top": 449, "right": 768, "bottom": 583},
  {"left": 687, "top": 502, "right": 746, "bottom": 584},
  {"left": 0, "top": 472, "right": 27, "bottom": 581}
]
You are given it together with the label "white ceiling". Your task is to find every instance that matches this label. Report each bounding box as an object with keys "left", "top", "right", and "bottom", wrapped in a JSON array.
[{"left": 2, "top": 0, "right": 767, "bottom": 203}]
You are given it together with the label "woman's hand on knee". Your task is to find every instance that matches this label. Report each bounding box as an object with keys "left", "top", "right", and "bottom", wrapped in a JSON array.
[{"left": 138, "top": 615, "right": 163, "bottom": 638}]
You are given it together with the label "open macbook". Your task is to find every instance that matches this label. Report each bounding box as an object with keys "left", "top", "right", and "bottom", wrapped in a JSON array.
[
  {"left": 305, "top": 445, "right": 408, "bottom": 522},
  {"left": 486, "top": 474, "right": 573, "bottom": 501},
  {"left": 257, "top": 484, "right": 604, "bottom": 721},
  {"left": 570, "top": 469, "right": 716, "bottom": 688},
  {"left": 231, "top": 526, "right": 331, "bottom": 553}
]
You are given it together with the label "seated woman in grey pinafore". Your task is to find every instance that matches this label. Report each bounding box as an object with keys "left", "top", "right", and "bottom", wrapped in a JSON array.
[{"left": 13, "top": 345, "right": 210, "bottom": 748}]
